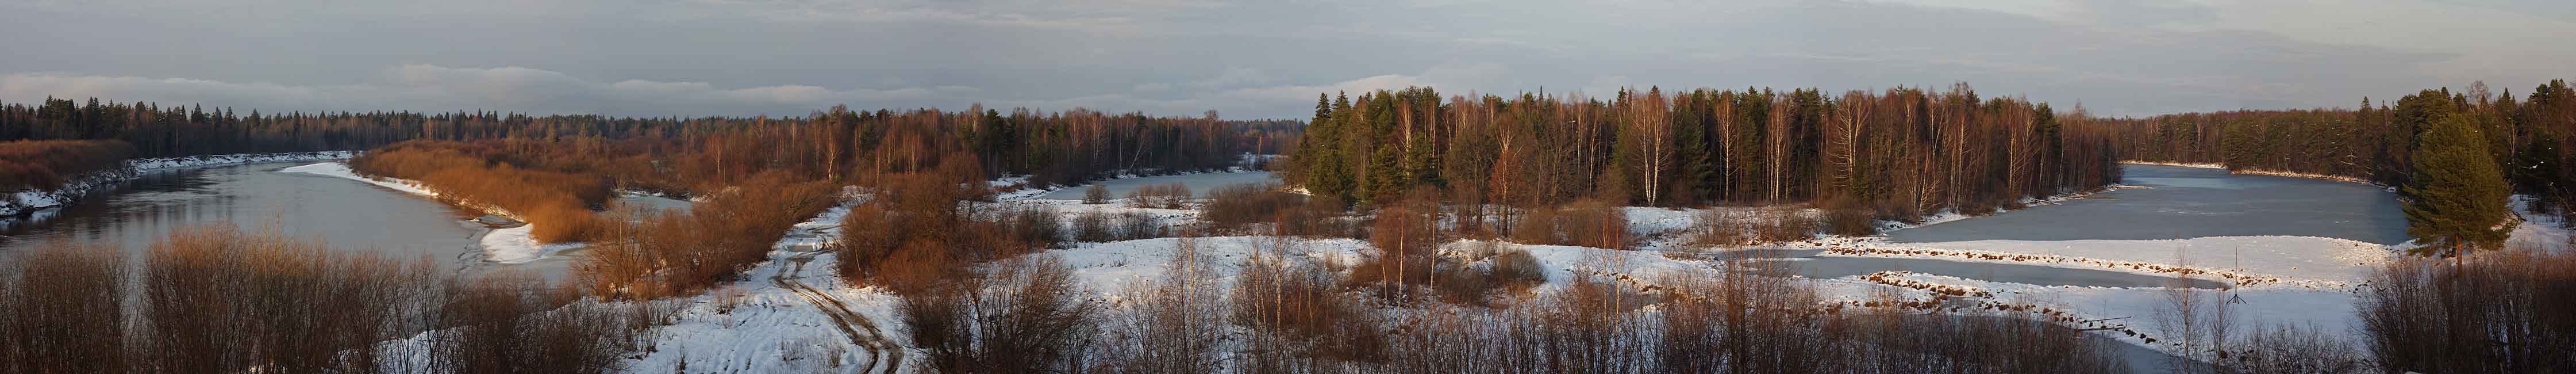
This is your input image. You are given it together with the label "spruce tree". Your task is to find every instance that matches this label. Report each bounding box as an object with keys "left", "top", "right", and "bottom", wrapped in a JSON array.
[{"left": 2402, "top": 114, "right": 2513, "bottom": 260}]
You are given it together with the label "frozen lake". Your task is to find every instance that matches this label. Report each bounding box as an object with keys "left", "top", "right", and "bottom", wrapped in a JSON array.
[
  {"left": 1888, "top": 164, "right": 2407, "bottom": 245},
  {"left": 1036, "top": 171, "right": 1277, "bottom": 200}
]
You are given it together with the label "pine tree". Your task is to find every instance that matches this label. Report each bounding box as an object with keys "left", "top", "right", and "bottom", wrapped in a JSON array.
[{"left": 2402, "top": 113, "right": 2513, "bottom": 260}]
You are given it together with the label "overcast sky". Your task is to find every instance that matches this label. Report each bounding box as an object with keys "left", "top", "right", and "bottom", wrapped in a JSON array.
[{"left": 3, "top": 0, "right": 2569, "bottom": 119}]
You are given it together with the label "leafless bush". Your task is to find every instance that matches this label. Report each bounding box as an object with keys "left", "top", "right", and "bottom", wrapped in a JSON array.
[
  {"left": 1098, "top": 237, "right": 1226, "bottom": 373},
  {"left": 1117, "top": 211, "right": 1162, "bottom": 241},
  {"left": 1754, "top": 209, "right": 1820, "bottom": 243},
  {"left": 902, "top": 255, "right": 1101, "bottom": 373},
  {"left": 997, "top": 205, "right": 1064, "bottom": 249},
  {"left": 1823, "top": 207, "right": 1878, "bottom": 236},
  {"left": 1506, "top": 199, "right": 1631, "bottom": 249},
  {"left": 0, "top": 240, "right": 129, "bottom": 374},
  {"left": 1231, "top": 236, "right": 1386, "bottom": 366},
  {"left": 434, "top": 272, "right": 629, "bottom": 374},
  {"left": 2360, "top": 246, "right": 2576, "bottom": 374},
  {"left": 1199, "top": 182, "right": 1302, "bottom": 232},
  {"left": 2225, "top": 323, "right": 2363, "bottom": 374},
  {"left": 1072, "top": 210, "right": 1117, "bottom": 242},
  {"left": 1125, "top": 182, "right": 1193, "bottom": 209},
  {"left": 1083, "top": 184, "right": 1112, "bottom": 204}
]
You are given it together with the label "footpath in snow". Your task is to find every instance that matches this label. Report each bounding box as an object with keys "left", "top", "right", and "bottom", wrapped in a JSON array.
[{"left": 3, "top": 151, "right": 355, "bottom": 218}]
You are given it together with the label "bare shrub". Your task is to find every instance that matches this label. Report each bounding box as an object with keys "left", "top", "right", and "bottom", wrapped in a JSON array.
[
  {"left": 0, "top": 139, "right": 134, "bottom": 191},
  {"left": 580, "top": 171, "right": 837, "bottom": 299},
  {"left": 137, "top": 226, "right": 449, "bottom": 373},
  {"left": 1505, "top": 199, "right": 1631, "bottom": 249},
  {"left": 435, "top": 272, "right": 629, "bottom": 374},
  {"left": 1116, "top": 211, "right": 1161, "bottom": 240},
  {"left": 2360, "top": 246, "right": 2576, "bottom": 374},
  {"left": 997, "top": 205, "right": 1064, "bottom": 249},
  {"left": 1082, "top": 183, "right": 1111, "bottom": 204},
  {"left": 1125, "top": 182, "right": 1193, "bottom": 209},
  {"left": 1199, "top": 182, "right": 1301, "bottom": 232},
  {"left": 1754, "top": 209, "right": 1820, "bottom": 243},
  {"left": 1822, "top": 207, "right": 1878, "bottom": 236},
  {"left": 2227, "top": 323, "right": 2363, "bottom": 374},
  {"left": 1098, "top": 237, "right": 1228, "bottom": 373},
  {"left": 1689, "top": 208, "right": 1751, "bottom": 247},
  {"left": 0, "top": 240, "right": 129, "bottom": 374},
  {"left": 1072, "top": 211, "right": 1116, "bottom": 242},
  {"left": 902, "top": 255, "right": 1101, "bottom": 373},
  {"left": 1231, "top": 236, "right": 1386, "bottom": 365}
]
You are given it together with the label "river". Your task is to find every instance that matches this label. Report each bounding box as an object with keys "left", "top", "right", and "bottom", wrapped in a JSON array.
[{"left": 1, "top": 161, "right": 686, "bottom": 278}]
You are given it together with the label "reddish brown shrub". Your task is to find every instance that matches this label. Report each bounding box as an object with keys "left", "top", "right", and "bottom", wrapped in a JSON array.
[{"left": 0, "top": 139, "right": 134, "bottom": 191}]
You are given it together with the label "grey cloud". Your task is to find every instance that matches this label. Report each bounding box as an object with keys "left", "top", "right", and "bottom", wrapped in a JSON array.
[{"left": 0, "top": 0, "right": 2562, "bottom": 119}]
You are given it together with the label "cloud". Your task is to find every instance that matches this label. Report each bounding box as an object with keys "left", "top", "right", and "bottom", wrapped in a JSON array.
[{"left": 1, "top": 0, "right": 2565, "bottom": 119}]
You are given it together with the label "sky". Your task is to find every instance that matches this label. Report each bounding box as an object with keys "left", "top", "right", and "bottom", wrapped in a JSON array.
[{"left": 2, "top": 0, "right": 2570, "bottom": 119}]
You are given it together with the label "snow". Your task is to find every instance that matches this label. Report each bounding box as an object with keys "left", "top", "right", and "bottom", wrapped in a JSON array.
[
  {"left": 2508, "top": 195, "right": 2572, "bottom": 254},
  {"left": 283, "top": 161, "right": 571, "bottom": 264},
  {"left": 621, "top": 198, "right": 911, "bottom": 373}
]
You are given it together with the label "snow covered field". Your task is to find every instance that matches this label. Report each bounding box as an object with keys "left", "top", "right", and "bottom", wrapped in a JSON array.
[{"left": 481, "top": 163, "right": 2563, "bottom": 372}]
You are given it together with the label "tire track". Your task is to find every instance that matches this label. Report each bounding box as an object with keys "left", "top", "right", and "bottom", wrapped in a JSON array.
[{"left": 771, "top": 248, "right": 904, "bottom": 374}]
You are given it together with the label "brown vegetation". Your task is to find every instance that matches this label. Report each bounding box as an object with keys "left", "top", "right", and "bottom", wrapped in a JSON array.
[
  {"left": 0, "top": 226, "right": 637, "bottom": 373},
  {"left": 2359, "top": 246, "right": 2576, "bottom": 374},
  {"left": 579, "top": 171, "right": 838, "bottom": 300},
  {"left": 349, "top": 140, "right": 612, "bottom": 243},
  {"left": 1126, "top": 182, "right": 1193, "bottom": 209},
  {"left": 0, "top": 139, "right": 133, "bottom": 192},
  {"left": 1508, "top": 198, "right": 1632, "bottom": 249},
  {"left": 1198, "top": 182, "right": 1302, "bottom": 233}
]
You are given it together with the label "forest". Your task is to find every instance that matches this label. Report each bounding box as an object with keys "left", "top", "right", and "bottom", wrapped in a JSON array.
[
  {"left": 0, "top": 98, "right": 1292, "bottom": 197},
  {"left": 1282, "top": 84, "right": 2124, "bottom": 225}
]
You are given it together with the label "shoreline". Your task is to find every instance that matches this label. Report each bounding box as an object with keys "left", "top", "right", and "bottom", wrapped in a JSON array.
[
  {"left": 2120, "top": 161, "right": 2381, "bottom": 186},
  {"left": 281, "top": 161, "right": 582, "bottom": 264},
  {"left": 3, "top": 151, "right": 357, "bottom": 219}
]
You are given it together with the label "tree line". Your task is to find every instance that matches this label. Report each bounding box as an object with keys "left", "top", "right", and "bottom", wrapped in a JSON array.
[
  {"left": 1282, "top": 83, "right": 2124, "bottom": 223},
  {"left": 1, "top": 97, "right": 1290, "bottom": 196}
]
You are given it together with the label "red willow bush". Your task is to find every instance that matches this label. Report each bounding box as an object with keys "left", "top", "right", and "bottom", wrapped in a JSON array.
[
  {"left": 0, "top": 139, "right": 134, "bottom": 192},
  {"left": 579, "top": 171, "right": 838, "bottom": 300},
  {"left": 349, "top": 140, "right": 612, "bottom": 243}
]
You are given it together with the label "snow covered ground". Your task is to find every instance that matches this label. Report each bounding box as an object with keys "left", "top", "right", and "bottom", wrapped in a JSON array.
[
  {"left": 497, "top": 165, "right": 2567, "bottom": 372},
  {"left": 2, "top": 151, "right": 354, "bottom": 217}
]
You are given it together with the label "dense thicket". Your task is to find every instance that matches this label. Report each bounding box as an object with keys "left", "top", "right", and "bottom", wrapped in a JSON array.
[
  {"left": 1284, "top": 84, "right": 2123, "bottom": 221},
  {"left": 2110, "top": 79, "right": 2576, "bottom": 224},
  {"left": 0, "top": 139, "right": 132, "bottom": 192}
]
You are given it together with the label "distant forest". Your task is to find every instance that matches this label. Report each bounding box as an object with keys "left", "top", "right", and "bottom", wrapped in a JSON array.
[
  {"left": 1281, "top": 83, "right": 2125, "bottom": 222},
  {"left": 2112, "top": 79, "right": 2575, "bottom": 219},
  {"left": 0, "top": 98, "right": 1297, "bottom": 193}
]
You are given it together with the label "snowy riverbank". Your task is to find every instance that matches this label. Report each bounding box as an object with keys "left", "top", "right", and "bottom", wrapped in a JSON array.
[
  {"left": 282, "top": 161, "right": 579, "bottom": 264},
  {"left": 3, "top": 151, "right": 355, "bottom": 218}
]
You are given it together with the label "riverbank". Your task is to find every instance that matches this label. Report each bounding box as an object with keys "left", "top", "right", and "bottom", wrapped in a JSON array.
[
  {"left": 3, "top": 151, "right": 356, "bottom": 218},
  {"left": 282, "top": 162, "right": 579, "bottom": 264},
  {"left": 2119, "top": 161, "right": 2378, "bottom": 186}
]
